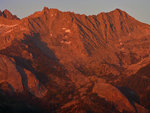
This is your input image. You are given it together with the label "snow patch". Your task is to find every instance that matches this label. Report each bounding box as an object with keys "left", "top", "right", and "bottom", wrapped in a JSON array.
[
  {"left": 62, "top": 28, "right": 71, "bottom": 33},
  {"left": 65, "top": 29, "right": 71, "bottom": 33},
  {"left": 61, "top": 40, "right": 71, "bottom": 45},
  {"left": 65, "top": 41, "right": 71, "bottom": 44},
  {"left": 50, "top": 33, "right": 53, "bottom": 36},
  {"left": 62, "top": 28, "right": 66, "bottom": 30},
  {"left": 20, "top": 27, "right": 28, "bottom": 31}
]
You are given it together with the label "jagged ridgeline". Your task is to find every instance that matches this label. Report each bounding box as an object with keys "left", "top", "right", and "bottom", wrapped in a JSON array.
[{"left": 0, "top": 7, "right": 150, "bottom": 113}]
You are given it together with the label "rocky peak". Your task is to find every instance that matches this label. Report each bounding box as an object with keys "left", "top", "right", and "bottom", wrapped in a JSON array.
[
  {"left": 0, "top": 10, "right": 3, "bottom": 16},
  {"left": 111, "top": 8, "right": 132, "bottom": 20},
  {"left": 42, "top": 7, "right": 49, "bottom": 13},
  {"left": 0, "top": 9, "right": 19, "bottom": 20},
  {"left": 41, "top": 7, "right": 61, "bottom": 17},
  {"left": 113, "top": 8, "right": 124, "bottom": 13},
  {"left": 3, "top": 9, "right": 12, "bottom": 16}
]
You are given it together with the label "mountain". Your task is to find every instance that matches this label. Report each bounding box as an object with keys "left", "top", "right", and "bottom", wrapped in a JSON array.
[
  {"left": 0, "top": 7, "right": 150, "bottom": 113},
  {"left": 0, "top": 9, "right": 19, "bottom": 20}
]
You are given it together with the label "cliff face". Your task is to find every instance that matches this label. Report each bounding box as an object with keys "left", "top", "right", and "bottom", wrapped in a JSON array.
[{"left": 0, "top": 8, "right": 150, "bottom": 113}]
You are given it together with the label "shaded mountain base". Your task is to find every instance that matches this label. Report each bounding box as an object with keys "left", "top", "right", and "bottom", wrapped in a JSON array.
[
  {"left": 0, "top": 90, "right": 44, "bottom": 113},
  {"left": 0, "top": 92, "right": 130, "bottom": 113}
]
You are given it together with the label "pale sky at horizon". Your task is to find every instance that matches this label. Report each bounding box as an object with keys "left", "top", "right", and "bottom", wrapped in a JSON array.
[{"left": 0, "top": 0, "right": 150, "bottom": 24}]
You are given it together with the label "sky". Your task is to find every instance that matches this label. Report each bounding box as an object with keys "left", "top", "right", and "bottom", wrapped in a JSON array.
[{"left": 0, "top": 0, "right": 150, "bottom": 24}]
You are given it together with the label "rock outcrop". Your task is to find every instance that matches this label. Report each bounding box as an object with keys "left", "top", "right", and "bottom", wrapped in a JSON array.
[{"left": 0, "top": 9, "right": 19, "bottom": 20}]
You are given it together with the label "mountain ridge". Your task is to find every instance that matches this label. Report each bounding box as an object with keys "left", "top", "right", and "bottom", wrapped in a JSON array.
[
  {"left": 0, "top": 9, "right": 19, "bottom": 20},
  {"left": 0, "top": 7, "right": 150, "bottom": 113}
]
